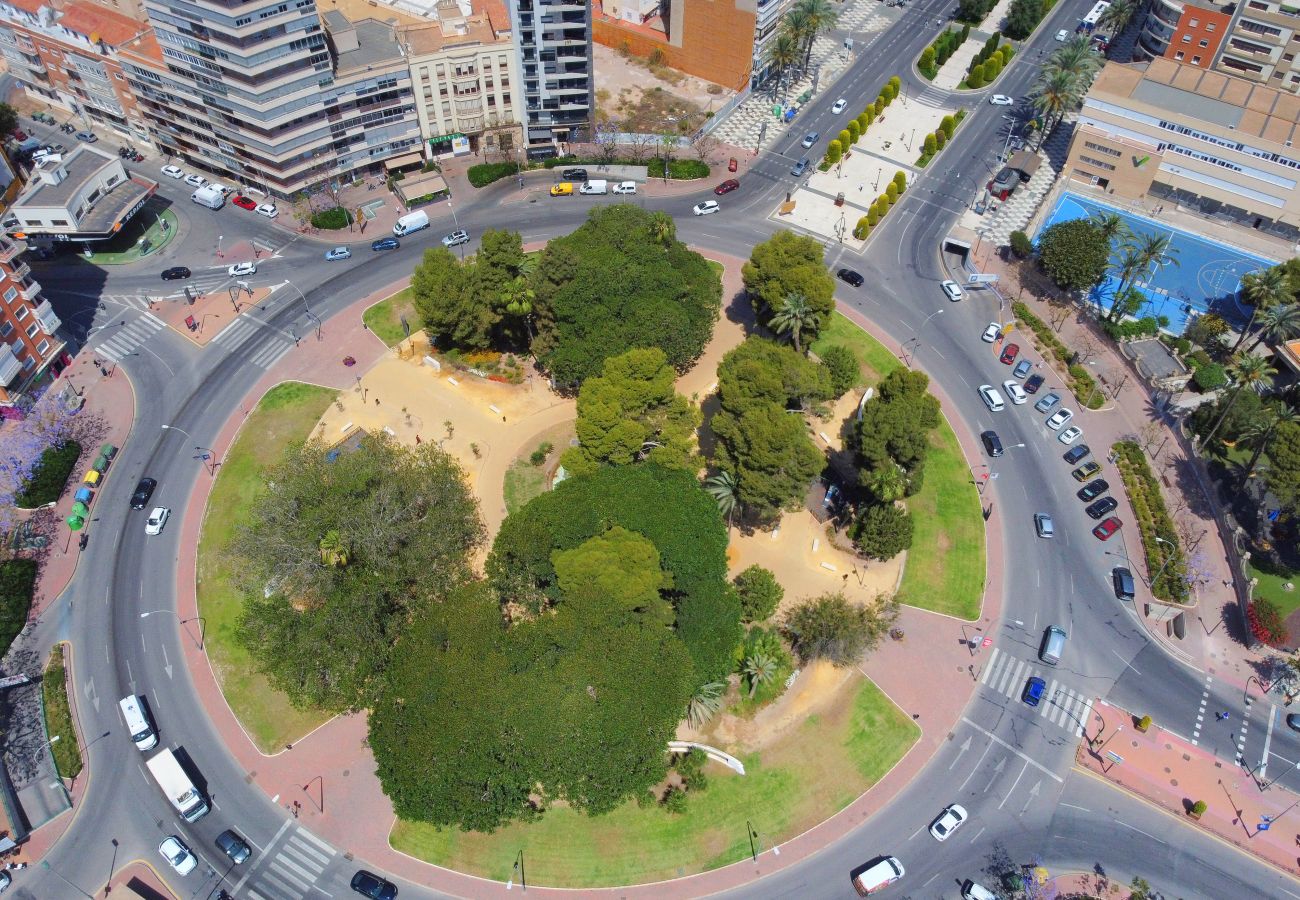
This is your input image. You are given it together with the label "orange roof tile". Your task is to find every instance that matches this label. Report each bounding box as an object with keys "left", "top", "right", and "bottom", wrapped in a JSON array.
[
  {"left": 6, "top": 0, "right": 46, "bottom": 15},
  {"left": 56, "top": 2, "right": 147, "bottom": 47},
  {"left": 480, "top": 0, "right": 509, "bottom": 32},
  {"left": 118, "top": 27, "right": 163, "bottom": 65}
]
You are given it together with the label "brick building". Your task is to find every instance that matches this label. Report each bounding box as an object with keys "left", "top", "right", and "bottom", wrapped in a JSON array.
[{"left": 593, "top": 0, "right": 759, "bottom": 91}]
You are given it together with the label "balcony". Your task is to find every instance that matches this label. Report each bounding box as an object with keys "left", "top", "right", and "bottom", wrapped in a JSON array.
[
  {"left": 0, "top": 238, "right": 27, "bottom": 264},
  {"left": 33, "top": 299, "right": 60, "bottom": 336},
  {"left": 9, "top": 261, "right": 29, "bottom": 281},
  {"left": 18, "top": 279, "right": 41, "bottom": 303},
  {"left": 0, "top": 344, "right": 21, "bottom": 387}
]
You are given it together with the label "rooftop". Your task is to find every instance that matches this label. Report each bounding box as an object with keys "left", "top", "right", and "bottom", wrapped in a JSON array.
[
  {"left": 325, "top": 15, "right": 408, "bottom": 74},
  {"left": 55, "top": 2, "right": 148, "bottom": 47},
  {"left": 14, "top": 147, "right": 155, "bottom": 236}
]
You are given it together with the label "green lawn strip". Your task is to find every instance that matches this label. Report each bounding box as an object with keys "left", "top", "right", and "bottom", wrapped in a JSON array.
[
  {"left": 363, "top": 287, "right": 416, "bottom": 346},
  {"left": 1248, "top": 563, "right": 1300, "bottom": 620},
  {"left": 85, "top": 208, "right": 178, "bottom": 264},
  {"left": 503, "top": 460, "right": 546, "bottom": 515},
  {"left": 42, "top": 646, "right": 82, "bottom": 780},
  {"left": 390, "top": 677, "right": 918, "bottom": 887},
  {"left": 196, "top": 382, "right": 338, "bottom": 752},
  {"left": 812, "top": 312, "right": 903, "bottom": 383}
]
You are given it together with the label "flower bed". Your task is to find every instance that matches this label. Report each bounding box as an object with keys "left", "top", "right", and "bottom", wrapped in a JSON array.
[
  {"left": 1113, "top": 441, "right": 1189, "bottom": 603},
  {"left": 1011, "top": 302, "right": 1105, "bottom": 410}
]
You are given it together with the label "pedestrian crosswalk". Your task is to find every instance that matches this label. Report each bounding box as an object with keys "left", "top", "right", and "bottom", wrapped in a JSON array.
[
  {"left": 913, "top": 86, "right": 949, "bottom": 109},
  {"left": 235, "top": 823, "right": 337, "bottom": 900},
  {"left": 93, "top": 313, "right": 164, "bottom": 362},
  {"left": 979, "top": 647, "right": 1095, "bottom": 737},
  {"left": 210, "top": 317, "right": 296, "bottom": 370}
]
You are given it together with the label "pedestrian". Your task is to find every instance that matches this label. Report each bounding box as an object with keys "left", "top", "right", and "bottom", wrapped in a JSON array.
[
  {"left": 362, "top": 322, "right": 368, "bottom": 331},
  {"left": 415, "top": 434, "right": 421, "bottom": 444},
  {"left": 375, "top": 398, "right": 380, "bottom": 406}
]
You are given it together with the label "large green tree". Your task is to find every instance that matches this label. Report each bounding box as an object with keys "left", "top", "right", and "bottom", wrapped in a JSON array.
[
  {"left": 782, "top": 592, "right": 898, "bottom": 666},
  {"left": 1037, "top": 219, "right": 1110, "bottom": 292},
  {"left": 411, "top": 229, "right": 529, "bottom": 349},
  {"left": 1267, "top": 419, "right": 1300, "bottom": 511},
  {"left": 742, "top": 230, "right": 836, "bottom": 346},
  {"left": 855, "top": 368, "right": 940, "bottom": 489}
]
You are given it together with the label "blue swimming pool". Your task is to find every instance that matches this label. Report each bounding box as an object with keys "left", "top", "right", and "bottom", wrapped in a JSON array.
[{"left": 1039, "top": 193, "right": 1280, "bottom": 335}]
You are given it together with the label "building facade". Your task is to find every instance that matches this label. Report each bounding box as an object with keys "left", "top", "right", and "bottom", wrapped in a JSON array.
[
  {"left": 1137, "top": 0, "right": 1231, "bottom": 68},
  {"left": 593, "top": 0, "right": 759, "bottom": 91},
  {"left": 1138, "top": 0, "right": 1300, "bottom": 93},
  {"left": 509, "top": 0, "right": 593, "bottom": 159},
  {"left": 1063, "top": 59, "right": 1300, "bottom": 240},
  {"left": 8, "top": 145, "right": 157, "bottom": 244}
]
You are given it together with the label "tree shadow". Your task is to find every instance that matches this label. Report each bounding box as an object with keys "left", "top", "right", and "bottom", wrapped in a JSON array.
[
  {"left": 723, "top": 287, "right": 758, "bottom": 336},
  {"left": 1166, "top": 453, "right": 1217, "bottom": 520}
]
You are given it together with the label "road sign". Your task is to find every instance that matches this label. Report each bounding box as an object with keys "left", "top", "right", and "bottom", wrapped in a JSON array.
[
  {"left": 981, "top": 637, "right": 993, "bottom": 648},
  {"left": 967, "top": 273, "right": 999, "bottom": 285}
]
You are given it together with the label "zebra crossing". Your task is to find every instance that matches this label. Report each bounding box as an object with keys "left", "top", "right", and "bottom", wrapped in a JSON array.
[
  {"left": 912, "top": 86, "right": 950, "bottom": 109},
  {"left": 234, "top": 823, "right": 337, "bottom": 900},
  {"left": 210, "top": 316, "right": 296, "bottom": 370},
  {"left": 93, "top": 313, "right": 164, "bottom": 362},
  {"left": 979, "top": 647, "right": 1095, "bottom": 737}
]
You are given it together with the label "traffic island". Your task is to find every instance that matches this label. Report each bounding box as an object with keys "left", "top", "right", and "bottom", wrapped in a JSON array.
[{"left": 80, "top": 205, "right": 178, "bottom": 265}]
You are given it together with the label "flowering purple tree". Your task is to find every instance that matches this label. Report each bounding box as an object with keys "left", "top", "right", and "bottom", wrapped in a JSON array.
[{"left": 0, "top": 389, "right": 79, "bottom": 533}]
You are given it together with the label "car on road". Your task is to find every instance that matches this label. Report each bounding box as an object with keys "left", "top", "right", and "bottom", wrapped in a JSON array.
[
  {"left": 837, "top": 268, "right": 864, "bottom": 287},
  {"left": 1012, "top": 359, "right": 1032, "bottom": 379},
  {"left": 216, "top": 829, "right": 252, "bottom": 864},
  {"left": 1024, "top": 373, "right": 1044, "bottom": 393},
  {"left": 441, "top": 229, "right": 470, "bottom": 247},
  {"left": 325, "top": 247, "right": 351, "bottom": 261},
  {"left": 1286, "top": 713, "right": 1300, "bottom": 733},
  {"left": 159, "top": 836, "right": 197, "bottom": 876},
  {"left": 1003, "top": 380, "right": 1027, "bottom": 405},
  {"left": 941, "top": 279, "right": 964, "bottom": 301},
  {"left": 1063, "top": 444, "right": 1090, "bottom": 465},
  {"left": 989, "top": 94, "right": 1014, "bottom": 106},
  {"left": 561, "top": 168, "right": 588, "bottom": 182},
  {"left": 1086, "top": 497, "right": 1119, "bottom": 519},
  {"left": 1045, "top": 408, "right": 1074, "bottom": 430},
  {"left": 144, "top": 507, "right": 170, "bottom": 536},
  {"left": 1092, "top": 517, "right": 1123, "bottom": 540},
  {"left": 1034, "top": 513, "right": 1055, "bottom": 538},
  {"left": 160, "top": 266, "right": 191, "bottom": 281},
  {"left": 130, "top": 477, "right": 157, "bottom": 510},
  {"left": 963, "top": 879, "right": 999, "bottom": 900},
  {"left": 1058, "top": 425, "right": 1082, "bottom": 444},
  {"left": 981, "top": 430, "right": 1003, "bottom": 457},
  {"left": 999, "top": 343, "right": 1019, "bottom": 364},
  {"left": 801, "top": 131, "right": 819, "bottom": 148},
  {"left": 75, "top": 130, "right": 97, "bottom": 142},
  {"left": 692, "top": 200, "right": 720, "bottom": 216},
  {"left": 227, "top": 261, "right": 256, "bottom": 277},
  {"left": 981, "top": 322, "right": 1001, "bottom": 343},
  {"left": 161, "top": 165, "right": 184, "bottom": 179},
  {"left": 714, "top": 178, "right": 740, "bottom": 195},
  {"left": 1071, "top": 461, "right": 1101, "bottom": 482},
  {"left": 791, "top": 157, "right": 810, "bottom": 176},
  {"left": 255, "top": 202, "right": 278, "bottom": 219},
  {"left": 371, "top": 236, "right": 399, "bottom": 251},
  {"left": 232, "top": 194, "right": 258, "bottom": 210},
  {"left": 979, "top": 384, "right": 1005, "bottom": 412},
  {"left": 928, "top": 804, "right": 968, "bottom": 841},
  {"left": 831, "top": 98, "right": 847, "bottom": 114},
  {"left": 1023, "top": 676, "right": 1046, "bottom": 706},
  {"left": 184, "top": 173, "right": 205, "bottom": 187},
  {"left": 1056, "top": 28, "right": 1069, "bottom": 40},
  {"left": 351, "top": 869, "right": 398, "bottom": 899},
  {"left": 1112, "top": 566, "right": 1135, "bottom": 600},
  {"left": 1077, "top": 478, "right": 1109, "bottom": 501},
  {"left": 1034, "top": 391, "right": 1061, "bottom": 414}
]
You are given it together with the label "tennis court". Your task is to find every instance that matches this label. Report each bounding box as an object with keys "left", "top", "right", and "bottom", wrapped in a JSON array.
[{"left": 1039, "top": 193, "right": 1279, "bottom": 334}]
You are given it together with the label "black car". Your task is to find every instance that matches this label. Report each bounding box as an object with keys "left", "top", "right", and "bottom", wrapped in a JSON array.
[
  {"left": 1077, "top": 478, "right": 1109, "bottom": 501},
  {"left": 1023, "top": 373, "right": 1044, "bottom": 394},
  {"left": 215, "top": 829, "right": 251, "bottom": 865},
  {"left": 1287, "top": 713, "right": 1300, "bottom": 733},
  {"left": 371, "top": 236, "right": 399, "bottom": 252},
  {"left": 130, "top": 477, "right": 157, "bottom": 510},
  {"left": 561, "top": 168, "right": 588, "bottom": 182},
  {"left": 1062, "top": 444, "right": 1090, "bottom": 465},
  {"left": 161, "top": 266, "right": 191, "bottom": 280},
  {"left": 980, "top": 430, "right": 1004, "bottom": 458},
  {"left": 351, "top": 870, "right": 397, "bottom": 899},
  {"left": 837, "top": 268, "right": 864, "bottom": 287},
  {"left": 1086, "top": 496, "right": 1119, "bottom": 519},
  {"left": 1112, "top": 566, "right": 1135, "bottom": 600}
]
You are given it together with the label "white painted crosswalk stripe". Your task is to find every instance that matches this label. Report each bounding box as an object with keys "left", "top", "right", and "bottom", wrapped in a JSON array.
[
  {"left": 979, "top": 650, "right": 1092, "bottom": 735},
  {"left": 241, "top": 824, "right": 338, "bottom": 900},
  {"left": 250, "top": 340, "right": 293, "bottom": 370},
  {"left": 95, "top": 315, "right": 164, "bottom": 361},
  {"left": 979, "top": 647, "right": 1001, "bottom": 685}
]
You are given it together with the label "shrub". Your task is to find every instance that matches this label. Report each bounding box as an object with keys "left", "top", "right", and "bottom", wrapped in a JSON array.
[
  {"left": 0, "top": 559, "right": 35, "bottom": 659},
  {"left": 838, "top": 129, "right": 852, "bottom": 148},
  {"left": 934, "top": 130, "right": 947, "bottom": 149},
  {"left": 648, "top": 157, "right": 710, "bottom": 179},
  {"left": 847, "top": 119, "right": 861, "bottom": 143},
  {"left": 940, "top": 115, "right": 955, "bottom": 139},
  {"left": 968, "top": 70, "right": 984, "bottom": 89},
  {"left": 820, "top": 344, "right": 859, "bottom": 397},
  {"left": 960, "top": 23, "right": 970, "bottom": 41},
  {"left": 851, "top": 502, "right": 914, "bottom": 560},
  {"left": 893, "top": 171, "right": 907, "bottom": 193},
  {"left": 920, "top": 46, "right": 936, "bottom": 75},
  {"left": 1191, "top": 800, "right": 1207, "bottom": 817},
  {"left": 1012, "top": 302, "right": 1105, "bottom": 408},
  {"left": 885, "top": 183, "right": 898, "bottom": 204},
  {"left": 825, "top": 142, "right": 842, "bottom": 166},
  {"left": 1114, "top": 441, "right": 1188, "bottom": 603},
  {"left": 1249, "top": 598, "right": 1289, "bottom": 646},
  {"left": 888, "top": 76, "right": 901, "bottom": 96},
  {"left": 662, "top": 785, "right": 688, "bottom": 814},
  {"left": 467, "top": 161, "right": 520, "bottom": 187},
  {"left": 310, "top": 206, "right": 353, "bottom": 230},
  {"left": 1009, "top": 230, "right": 1033, "bottom": 259},
  {"left": 16, "top": 440, "right": 81, "bottom": 508},
  {"left": 923, "top": 133, "right": 938, "bottom": 156},
  {"left": 733, "top": 565, "right": 784, "bottom": 623},
  {"left": 1192, "top": 363, "right": 1227, "bottom": 392},
  {"left": 529, "top": 441, "right": 553, "bottom": 466},
  {"left": 854, "top": 215, "right": 871, "bottom": 239},
  {"left": 873, "top": 197, "right": 889, "bottom": 218},
  {"left": 1137, "top": 714, "right": 1152, "bottom": 731},
  {"left": 783, "top": 591, "right": 895, "bottom": 665},
  {"left": 866, "top": 208, "right": 880, "bottom": 228},
  {"left": 872, "top": 98, "right": 884, "bottom": 116},
  {"left": 858, "top": 111, "right": 872, "bottom": 132}
]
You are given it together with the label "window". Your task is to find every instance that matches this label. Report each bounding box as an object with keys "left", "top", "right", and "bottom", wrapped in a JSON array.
[
  {"left": 1182, "top": 34, "right": 1192, "bottom": 43},
  {"left": 2, "top": 287, "right": 15, "bottom": 304},
  {"left": 21, "top": 356, "right": 33, "bottom": 370},
  {"left": 14, "top": 306, "right": 28, "bottom": 321},
  {"left": 1079, "top": 155, "right": 1117, "bottom": 171},
  {"left": 0, "top": 323, "right": 11, "bottom": 338},
  {"left": 1200, "top": 39, "right": 1209, "bottom": 47},
  {"left": 1189, "top": 18, "right": 1199, "bottom": 26},
  {"left": 1193, "top": 55, "right": 1202, "bottom": 63},
  {"left": 1206, "top": 23, "right": 1216, "bottom": 31},
  {"left": 50, "top": 219, "right": 68, "bottom": 226},
  {"left": 24, "top": 322, "right": 37, "bottom": 339},
  {"left": 1176, "top": 50, "right": 1186, "bottom": 59},
  {"left": 1084, "top": 141, "right": 1122, "bottom": 157},
  {"left": 35, "top": 339, "right": 48, "bottom": 355}
]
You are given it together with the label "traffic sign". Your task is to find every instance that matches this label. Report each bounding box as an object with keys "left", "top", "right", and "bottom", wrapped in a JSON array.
[{"left": 981, "top": 637, "right": 993, "bottom": 648}]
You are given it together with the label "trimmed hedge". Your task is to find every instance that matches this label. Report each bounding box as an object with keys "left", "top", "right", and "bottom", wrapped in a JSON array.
[
  {"left": 16, "top": 440, "right": 80, "bottom": 508},
  {"left": 919, "top": 28, "right": 967, "bottom": 80},
  {"left": 467, "top": 161, "right": 520, "bottom": 187},
  {"left": 309, "top": 206, "right": 353, "bottom": 230},
  {"left": 1114, "top": 441, "right": 1189, "bottom": 604},
  {"left": 916, "top": 108, "right": 966, "bottom": 167},
  {"left": 0, "top": 559, "right": 35, "bottom": 659},
  {"left": 1011, "top": 302, "right": 1105, "bottom": 409}
]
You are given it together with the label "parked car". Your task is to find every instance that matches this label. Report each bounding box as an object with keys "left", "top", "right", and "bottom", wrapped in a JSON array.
[
  {"left": 1034, "top": 513, "right": 1055, "bottom": 538},
  {"left": 1045, "top": 408, "right": 1074, "bottom": 430},
  {"left": 981, "top": 322, "right": 1001, "bottom": 343},
  {"left": 232, "top": 195, "right": 258, "bottom": 210},
  {"left": 692, "top": 200, "right": 720, "bottom": 216},
  {"left": 351, "top": 870, "right": 398, "bottom": 899},
  {"left": 161, "top": 266, "right": 191, "bottom": 281},
  {"left": 144, "top": 507, "right": 170, "bottom": 536},
  {"left": 227, "top": 261, "right": 256, "bottom": 277},
  {"left": 791, "top": 157, "right": 810, "bottom": 177},
  {"left": 161, "top": 165, "right": 185, "bottom": 179},
  {"left": 441, "top": 230, "right": 470, "bottom": 247},
  {"left": 801, "top": 131, "right": 820, "bottom": 148},
  {"left": 371, "top": 236, "right": 400, "bottom": 251},
  {"left": 837, "top": 268, "right": 864, "bottom": 287},
  {"left": 1077, "top": 479, "right": 1109, "bottom": 501},
  {"left": 1092, "top": 517, "right": 1123, "bottom": 540},
  {"left": 74, "top": 130, "right": 97, "bottom": 142},
  {"left": 215, "top": 829, "right": 252, "bottom": 864},
  {"left": 1072, "top": 461, "right": 1102, "bottom": 482},
  {"left": 255, "top": 203, "right": 278, "bottom": 219},
  {"left": 1003, "top": 380, "right": 1027, "bottom": 405},
  {"left": 929, "top": 804, "right": 968, "bottom": 841},
  {"left": 941, "top": 279, "right": 964, "bottom": 302},
  {"left": 1058, "top": 426, "right": 1083, "bottom": 444},
  {"left": 714, "top": 179, "right": 740, "bottom": 195},
  {"left": 561, "top": 168, "right": 588, "bottom": 182},
  {"left": 1288, "top": 714, "right": 1300, "bottom": 734},
  {"left": 1086, "top": 497, "right": 1119, "bottom": 519},
  {"left": 999, "top": 343, "right": 1020, "bottom": 364},
  {"left": 130, "top": 477, "right": 157, "bottom": 510},
  {"left": 184, "top": 173, "right": 205, "bottom": 187},
  {"left": 1023, "top": 676, "right": 1046, "bottom": 706},
  {"left": 549, "top": 182, "right": 574, "bottom": 196},
  {"left": 1024, "top": 373, "right": 1045, "bottom": 393},
  {"left": 159, "top": 836, "right": 197, "bottom": 876},
  {"left": 1012, "top": 359, "right": 1033, "bottom": 379},
  {"left": 989, "top": 94, "right": 1015, "bottom": 106},
  {"left": 1034, "top": 391, "right": 1061, "bottom": 414},
  {"left": 831, "top": 98, "right": 848, "bottom": 114},
  {"left": 325, "top": 247, "right": 351, "bottom": 261}
]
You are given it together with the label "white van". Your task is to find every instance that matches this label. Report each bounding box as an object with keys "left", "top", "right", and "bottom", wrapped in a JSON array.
[
  {"left": 579, "top": 179, "right": 608, "bottom": 195},
  {"left": 190, "top": 185, "right": 226, "bottom": 210},
  {"left": 119, "top": 695, "right": 158, "bottom": 751},
  {"left": 612, "top": 181, "right": 637, "bottom": 194},
  {"left": 393, "top": 209, "right": 430, "bottom": 236},
  {"left": 852, "top": 856, "right": 905, "bottom": 895}
]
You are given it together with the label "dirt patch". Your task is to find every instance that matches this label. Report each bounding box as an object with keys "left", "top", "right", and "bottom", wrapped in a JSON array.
[
  {"left": 694, "top": 661, "right": 857, "bottom": 755},
  {"left": 592, "top": 42, "right": 734, "bottom": 128}
]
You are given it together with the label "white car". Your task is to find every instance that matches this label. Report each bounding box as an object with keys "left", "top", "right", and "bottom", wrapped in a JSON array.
[
  {"left": 612, "top": 181, "right": 637, "bottom": 194},
  {"left": 929, "top": 804, "right": 968, "bottom": 841},
  {"left": 1056, "top": 29, "right": 1069, "bottom": 41},
  {"left": 441, "top": 229, "right": 470, "bottom": 247},
  {"left": 801, "top": 132, "right": 819, "bottom": 148},
  {"left": 1046, "top": 408, "right": 1075, "bottom": 430},
  {"left": 979, "top": 384, "right": 1005, "bottom": 412},
  {"left": 981, "top": 322, "right": 1001, "bottom": 343},
  {"left": 255, "top": 203, "right": 278, "bottom": 219},
  {"left": 831, "top": 98, "right": 847, "bottom": 115},
  {"left": 1058, "top": 426, "right": 1083, "bottom": 445},
  {"left": 161, "top": 165, "right": 184, "bottom": 179},
  {"left": 227, "top": 261, "right": 256, "bottom": 277},
  {"left": 941, "top": 279, "right": 964, "bottom": 302},
  {"left": 1002, "top": 380, "right": 1027, "bottom": 405},
  {"left": 159, "top": 836, "right": 197, "bottom": 876},
  {"left": 183, "top": 173, "right": 206, "bottom": 187},
  {"left": 989, "top": 94, "right": 1014, "bottom": 106},
  {"left": 144, "top": 506, "right": 170, "bottom": 536},
  {"left": 693, "top": 200, "right": 719, "bottom": 216}
]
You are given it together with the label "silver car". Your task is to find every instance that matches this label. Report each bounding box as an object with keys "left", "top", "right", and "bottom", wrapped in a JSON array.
[{"left": 1034, "top": 391, "right": 1061, "bottom": 414}]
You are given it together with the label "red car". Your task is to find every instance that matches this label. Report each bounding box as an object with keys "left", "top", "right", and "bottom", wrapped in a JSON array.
[
  {"left": 12, "top": 129, "right": 26, "bottom": 142},
  {"left": 999, "top": 343, "right": 1019, "bottom": 364},
  {"left": 1092, "top": 517, "right": 1123, "bottom": 540},
  {"left": 728, "top": 157, "right": 738, "bottom": 173},
  {"left": 232, "top": 195, "right": 258, "bottom": 210},
  {"left": 714, "top": 179, "right": 740, "bottom": 195}
]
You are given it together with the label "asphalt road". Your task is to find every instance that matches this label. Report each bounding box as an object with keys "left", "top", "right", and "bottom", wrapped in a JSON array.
[{"left": 11, "top": 1, "right": 1300, "bottom": 898}]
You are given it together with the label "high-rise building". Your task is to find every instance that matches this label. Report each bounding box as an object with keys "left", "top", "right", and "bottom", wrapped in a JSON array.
[
  {"left": 509, "top": 0, "right": 594, "bottom": 159},
  {"left": 1137, "top": 0, "right": 1300, "bottom": 93}
]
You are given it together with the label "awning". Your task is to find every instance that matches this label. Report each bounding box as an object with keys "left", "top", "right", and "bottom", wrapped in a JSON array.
[{"left": 384, "top": 153, "right": 423, "bottom": 172}]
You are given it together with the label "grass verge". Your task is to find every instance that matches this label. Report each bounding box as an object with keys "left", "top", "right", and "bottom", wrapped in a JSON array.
[
  {"left": 813, "top": 313, "right": 984, "bottom": 618},
  {"left": 42, "top": 645, "right": 82, "bottom": 780},
  {"left": 363, "top": 287, "right": 416, "bottom": 346},
  {"left": 390, "top": 676, "right": 917, "bottom": 887},
  {"left": 196, "top": 381, "right": 338, "bottom": 752},
  {"left": 1249, "top": 563, "right": 1300, "bottom": 621},
  {"left": 504, "top": 460, "right": 546, "bottom": 515}
]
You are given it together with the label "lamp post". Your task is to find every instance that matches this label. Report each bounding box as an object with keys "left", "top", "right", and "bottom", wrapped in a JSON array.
[
  {"left": 902, "top": 308, "right": 944, "bottom": 366},
  {"left": 161, "top": 424, "right": 218, "bottom": 475},
  {"left": 139, "top": 610, "right": 205, "bottom": 650},
  {"left": 506, "top": 850, "right": 526, "bottom": 890},
  {"left": 282, "top": 280, "right": 322, "bottom": 340},
  {"left": 1261, "top": 759, "right": 1300, "bottom": 792},
  {"left": 1149, "top": 534, "right": 1178, "bottom": 593},
  {"left": 447, "top": 199, "right": 464, "bottom": 259}
]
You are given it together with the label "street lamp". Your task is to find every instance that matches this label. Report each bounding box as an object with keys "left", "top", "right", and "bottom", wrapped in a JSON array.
[
  {"left": 40, "top": 860, "right": 94, "bottom": 899},
  {"left": 1149, "top": 535, "right": 1178, "bottom": 592},
  {"left": 281, "top": 280, "right": 322, "bottom": 341},
  {"left": 1261, "top": 759, "right": 1300, "bottom": 792},
  {"left": 140, "top": 610, "right": 205, "bottom": 650},
  {"left": 447, "top": 199, "right": 464, "bottom": 259},
  {"left": 161, "top": 424, "right": 217, "bottom": 475},
  {"left": 902, "top": 308, "right": 944, "bottom": 366}
]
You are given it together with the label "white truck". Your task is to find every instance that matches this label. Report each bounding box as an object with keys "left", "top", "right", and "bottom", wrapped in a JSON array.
[
  {"left": 190, "top": 185, "right": 226, "bottom": 210},
  {"left": 393, "top": 209, "right": 430, "bottom": 236},
  {"left": 579, "top": 179, "right": 608, "bottom": 195},
  {"left": 146, "top": 748, "right": 209, "bottom": 822}
]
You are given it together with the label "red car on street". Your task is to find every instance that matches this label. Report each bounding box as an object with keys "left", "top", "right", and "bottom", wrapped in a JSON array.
[
  {"left": 999, "top": 343, "right": 1019, "bottom": 364},
  {"left": 232, "top": 195, "right": 258, "bottom": 210},
  {"left": 1092, "top": 517, "right": 1123, "bottom": 540},
  {"left": 714, "top": 179, "right": 740, "bottom": 195}
]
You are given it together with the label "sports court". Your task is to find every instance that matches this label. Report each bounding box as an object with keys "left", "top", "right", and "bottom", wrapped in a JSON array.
[{"left": 1039, "top": 193, "right": 1279, "bottom": 335}]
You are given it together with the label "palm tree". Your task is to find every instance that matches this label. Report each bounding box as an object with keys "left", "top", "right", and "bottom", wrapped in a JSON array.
[
  {"left": 1098, "top": 0, "right": 1139, "bottom": 36},
  {"left": 1044, "top": 37, "right": 1102, "bottom": 86},
  {"left": 1030, "top": 69, "right": 1081, "bottom": 150},
  {"left": 764, "top": 31, "right": 801, "bottom": 100},
  {"left": 1241, "top": 403, "right": 1300, "bottom": 483},
  {"left": 1089, "top": 211, "right": 1130, "bottom": 248},
  {"left": 685, "top": 681, "right": 726, "bottom": 727},
  {"left": 318, "top": 529, "right": 349, "bottom": 567},
  {"left": 768, "top": 292, "right": 820, "bottom": 354},
  {"left": 1247, "top": 303, "right": 1300, "bottom": 353},
  {"left": 1201, "top": 354, "right": 1278, "bottom": 448},
  {"left": 1105, "top": 245, "right": 1145, "bottom": 322},
  {"left": 647, "top": 210, "right": 676, "bottom": 248},
  {"left": 792, "top": 0, "right": 839, "bottom": 73},
  {"left": 705, "top": 470, "right": 741, "bottom": 531},
  {"left": 866, "top": 465, "right": 907, "bottom": 503},
  {"left": 501, "top": 274, "right": 536, "bottom": 344},
  {"left": 744, "top": 651, "right": 779, "bottom": 699},
  {"left": 1234, "top": 266, "right": 1292, "bottom": 351}
]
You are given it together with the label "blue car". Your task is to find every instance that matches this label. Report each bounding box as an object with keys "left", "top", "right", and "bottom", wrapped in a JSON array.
[
  {"left": 325, "top": 246, "right": 351, "bottom": 261},
  {"left": 371, "top": 236, "right": 399, "bottom": 252},
  {"left": 1023, "top": 676, "right": 1046, "bottom": 707}
]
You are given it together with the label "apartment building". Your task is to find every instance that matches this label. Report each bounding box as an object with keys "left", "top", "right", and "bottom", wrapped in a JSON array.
[
  {"left": 509, "top": 0, "right": 594, "bottom": 159},
  {"left": 1137, "top": 0, "right": 1231, "bottom": 67},
  {"left": 1064, "top": 59, "right": 1300, "bottom": 240},
  {"left": 593, "top": 0, "right": 761, "bottom": 91},
  {"left": 0, "top": 0, "right": 151, "bottom": 144},
  {"left": 1138, "top": 0, "right": 1300, "bottom": 93}
]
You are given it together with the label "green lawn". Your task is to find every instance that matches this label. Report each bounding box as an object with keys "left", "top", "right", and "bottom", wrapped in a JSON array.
[
  {"left": 1249, "top": 563, "right": 1300, "bottom": 620},
  {"left": 503, "top": 459, "right": 547, "bottom": 515},
  {"left": 363, "top": 287, "right": 416, "bottom": 346},
  {"left": 813, "top": 313, "right": 985, "bottom": 619},
  {"left": 390, "top": 677, "right": 918, "bottom": 887},
  {"left": 42, "top": 645, "right": 82, "bottom": 780},
  {"left": 196, "top": 382, "right": 338, "bottom": 752}
]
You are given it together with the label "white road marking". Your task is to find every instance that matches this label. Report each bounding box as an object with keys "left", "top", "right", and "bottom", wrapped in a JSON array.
[{"left": 959, "top": 717, "right": 1065, "bottom": 782}]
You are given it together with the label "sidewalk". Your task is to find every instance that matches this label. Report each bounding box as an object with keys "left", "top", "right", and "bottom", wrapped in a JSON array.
[{"left": 1077, "top": 699, "right": 1300, "bottom": 880}]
